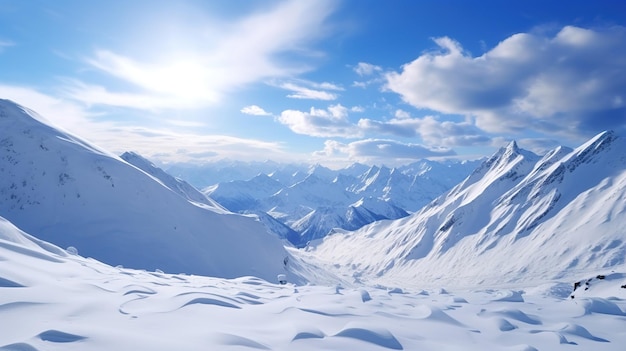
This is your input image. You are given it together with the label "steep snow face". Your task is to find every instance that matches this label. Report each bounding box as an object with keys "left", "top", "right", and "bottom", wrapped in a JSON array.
[
  {"left": 0, "top": 100, "right": 289, "bottom": 281},
  {"left": 121, "top": 151, "right": 227, "bottom": 211},
  {"left": 310, "top": 132, "right": 626, "bottom": 288}
]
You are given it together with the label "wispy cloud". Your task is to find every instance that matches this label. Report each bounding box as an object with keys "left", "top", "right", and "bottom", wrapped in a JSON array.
[
  {"left": 60, "top": 79, "right": 196, "bottom": 111},
  {"left": 270, "top": 79, "right": 343, "bottom": 100},
  {"left": 0, "top": 39, "right": 15, "bottom": 53},
  {"left": 353, "top": 62, "right": 382, "bottom": 76},
  {"left": 352, "top": 62, "right": 384, "bottom": 89},
  {"left": 386, "top": 25, "right": 626, "bottom": 139},
  {"left": 102, "top": 127, "right": 291, "bottom": 164},
  {"left": 71, "top": 0, "right": 337, "bottom": 110},
  {"left": 241, "top": 105, "right": 272, "bottom": 116},
  {"left": 0, "top": 84, "right": 95, "bottom": 130},
  {"left": 0, "top": 85, "right": 298, "bottom": 163},
  {"left": 279, "top": 82, "right": 339, "bottom": 100}
]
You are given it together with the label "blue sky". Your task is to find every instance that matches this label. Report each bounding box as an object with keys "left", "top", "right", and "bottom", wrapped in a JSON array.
[{"left": 1, "top": 0, "right": 625, "bottom": 168}]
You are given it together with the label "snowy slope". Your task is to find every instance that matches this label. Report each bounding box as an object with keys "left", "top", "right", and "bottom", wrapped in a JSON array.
[
  {"left": 0, "top": 99, "right": 290, "bottom": 281},
  {"left": 2, "top": 215, "right": 626, "bottom": 350},
  {"left": 310, "top": 132, "right": 626, "bottom": 288},
  {"left": 120, "top": 151, "right": 227, "bottom": 211}
]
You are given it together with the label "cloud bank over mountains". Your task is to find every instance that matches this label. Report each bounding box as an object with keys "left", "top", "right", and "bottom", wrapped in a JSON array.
[{"left": 386, "top": 26, "right": 626, "bottom": 139}]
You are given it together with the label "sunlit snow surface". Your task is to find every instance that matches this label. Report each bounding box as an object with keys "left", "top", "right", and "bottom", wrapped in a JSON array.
[{"left": 2, "top": 220, "right": 626, "bottom": 351}]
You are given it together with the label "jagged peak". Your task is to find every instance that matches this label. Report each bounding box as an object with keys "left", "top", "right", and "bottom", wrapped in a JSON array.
[
  {"left": 560, "top": 130, "right": 620, "bottom": 171},
  {"left": 505, "top": 140, "right": 519, "bottom": 153},
  {"left": 574, "top": 130, "right": 617, "bottom": 156}
]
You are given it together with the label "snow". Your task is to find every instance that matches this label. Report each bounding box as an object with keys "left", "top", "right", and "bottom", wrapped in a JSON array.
[
  {"left": 0, "top": 99, "right": 290, "bottom": 282},
  {"left": 204, "top": 158, "right": 479, "bottom": 246},
  {"left": 1, "top": 219, "right": 625, "bottom": 350},
  {"left": 309, "top": 131, "right": 626, "bottom": 288},
  {"left": 2, "top": 98, "right": 626, "bottom": 350}
]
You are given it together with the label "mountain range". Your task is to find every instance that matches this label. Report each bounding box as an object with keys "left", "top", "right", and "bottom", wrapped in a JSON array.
[
  {"left": 202, "top": 159, "right": 480, "bottom": 246},
  {"left": 310, "top": 131, "right": 626, "bottom": 288},
  {"left": 1, "top": 98, "right": 625, "bottom": 290}
]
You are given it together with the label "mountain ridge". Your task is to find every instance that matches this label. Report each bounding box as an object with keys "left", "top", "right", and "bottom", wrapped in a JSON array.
[
  {"left": 205, "top": 157, "right": 480, "bottom": 246},
  {"left": 0, "top": 99, "right": 291, "bottom": 281},
  {"left": 309, "top": 130, "right": 626, "bottom": 288}
]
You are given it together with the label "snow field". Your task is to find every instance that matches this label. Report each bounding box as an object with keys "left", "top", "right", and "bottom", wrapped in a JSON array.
[{"left": 1, "top": 229, "right": 626, "bottom": 351}]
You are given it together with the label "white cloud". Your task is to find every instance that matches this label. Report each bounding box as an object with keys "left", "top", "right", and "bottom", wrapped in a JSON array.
[
  {"left": 0, "top": 39, "right": 14, "bottom": 53},
  {"left": 102, "top": 128, "right": 291, "bottom": 164},
  {"left": 313, "top": 138, "right": 456, "bottom": 166},
  {"left": 0, "top": 84, "right": 94, "bottom": 130},
  {"left": 351, "top": 106, "right": 365, "bottom": 113},
  {"left": 73, "top": 0, "right": 337, "bottom": 110},
  {"left": 354, "top": 62, "right": 382, "bottom": 76},
  {"left": 357, "top": 114, "right": 491, "bottom": 147},
  {"left": 271, "top": 79, "right": 343, "bottom": 100},
  {"left": 279, "top": 82, "right": 338, "bottom": 100},
  {"left": 275, "top": 101, "right": 491, "bottom": 149},
  {"left": 386, "top": 25, "right": 626, "bottom": 139},
  {"left": 241, "top": 105, "right": 272, "bottom": 116},
  {"left": 60, "top": 79, "right": 196, "bottom": 111},
  {"left": 394, "top": 109, "right": 411, "bottom": 119},
  {"left": 277, "top": 104, "right": 357, "bottom": 137},
  {"left": 0, "top": 84, "right": 297, "bottom": 164}
]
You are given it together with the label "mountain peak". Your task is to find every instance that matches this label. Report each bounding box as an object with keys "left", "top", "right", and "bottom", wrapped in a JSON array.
[
  {"left": 575, "top": 130, "right": 616, "bottom": 156},
  {"left": 505, "top": 140, "right": 519, "bottom": 153}
]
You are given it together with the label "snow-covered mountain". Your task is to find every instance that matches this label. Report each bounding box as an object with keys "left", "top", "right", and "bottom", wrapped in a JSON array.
[
  {"left": 205, "top": 159, "right": 479, "bottom": 246},
  {"left": 0, "top": 99, "right": 291, "bottom": 281},
  {"left": 310, "top": 131, "right": 626, "bottom": 288},
  {"left": 167, "top": 160, "right": 309, "bottom": 187}
]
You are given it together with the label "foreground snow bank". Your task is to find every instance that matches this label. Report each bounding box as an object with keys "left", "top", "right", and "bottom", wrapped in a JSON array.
[{"left": 2, "top": 221, "right": 626, "bottom": 350}]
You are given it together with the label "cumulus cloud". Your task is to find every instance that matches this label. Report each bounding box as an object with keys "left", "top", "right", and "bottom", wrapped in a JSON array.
[
  {"left": 74, "top": 0, "right": 337, "bottom": 110},
  {"left": 241, "top": 105, "right": 272, "bottom": 116},
  {"left": 313, "top": 138, "right": 456, "bottom": 165},
  {"left": 277, "top": 104, "right": 358, "bottom": 137},
  {"left": 276, "top": 101, "right": 491, "bottom": 149},
  {"left": 385, "top": 25, "right": 626, "bottom": 139},
  {"left": 358, "top": 115, "right": 491, "bottom": 147}
]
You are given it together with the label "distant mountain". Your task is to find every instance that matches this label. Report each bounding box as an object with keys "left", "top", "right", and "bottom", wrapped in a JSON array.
[
  {"left": 166, "top": 160, "right": 309, "bottom": 187},
  {"left": 205, "top": 159, "right": 480, "bottom": 246},
  {"left": 0, "top": 99, "right": 290, "bottom": 281},
  {"left": 309, "top": 131, "right": 626, "bottom": 287}
]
